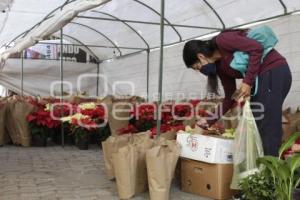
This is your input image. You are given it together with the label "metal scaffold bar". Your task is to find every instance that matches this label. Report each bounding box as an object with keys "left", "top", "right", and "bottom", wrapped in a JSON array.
[
  {"left": 146, "top": 49, "right": 150, "bottom": 102},
  {"left": 60, "top": 28, "right": 65, "bottom": 147},
  {"left": 96, "top": 63, "right": 100, "bottom": 96},
  {"left": 76, "top": 15, "right": 221, "bottom": 30},
  {"left": 156, "top": 0, "right": 165, "bottom": 137},
  {"left": 21, "top": 50, "right": 24, "bottom": 96}
]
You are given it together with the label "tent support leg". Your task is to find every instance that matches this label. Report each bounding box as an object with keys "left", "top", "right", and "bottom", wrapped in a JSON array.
[
  {"left": 146, "top": 49, "right": 150, "bottom": 102},
  {"left": 156, "top": 0, "right": 165, "bottom": 137},
  {"left": 96, "top": 63, "right": 100, "bottom": 96},
  {"left": 60, "top": 28, "right": 65, "bottom": 148},
  {"left": 21, "top": 50, "right": 24, "bottom": 96}
]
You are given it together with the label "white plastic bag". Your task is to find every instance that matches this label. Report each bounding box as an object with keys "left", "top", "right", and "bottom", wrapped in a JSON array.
[{"left": 230, "top": 100, "right": 264, "bottom": 189}]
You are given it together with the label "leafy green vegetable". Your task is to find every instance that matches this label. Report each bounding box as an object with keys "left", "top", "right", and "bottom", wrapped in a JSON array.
[
  {"left": 240, "top": 133, "right": 300, "bottom": 200},
  {"left": 240, "top": 169, "right": 276, "bottom": 200}
]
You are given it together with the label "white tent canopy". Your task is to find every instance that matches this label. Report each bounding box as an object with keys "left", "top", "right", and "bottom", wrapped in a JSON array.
[
  {"left": 1, "top": 0, "right": 300, "bottom": 61},
  {"left": 0, "top": 0, "right": 300, "bottom": 109}
]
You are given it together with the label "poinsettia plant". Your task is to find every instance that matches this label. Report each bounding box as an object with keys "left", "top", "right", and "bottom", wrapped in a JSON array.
[
  {"left": 150, "top": 123, "right": 185, "bottom": 137},
  {"left": 71, "top": 114, "right": 97, "bottom": 142},
  {"left": 118, "top": 100, "right": 204, "bottom": 136},
  {"left": 61, "top": 102, "right": 108, "bottom": 144},
  {"left": 130, "top": 104, "right": 156, "bottom": 131},
  {"left": 26, "top": 105, "right": 63, "bottom": 139}
]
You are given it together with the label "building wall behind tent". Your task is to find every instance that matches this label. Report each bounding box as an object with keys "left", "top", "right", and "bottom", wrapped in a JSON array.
[{"left": 99, "top": 14, "right": 300, "bottom": 108}]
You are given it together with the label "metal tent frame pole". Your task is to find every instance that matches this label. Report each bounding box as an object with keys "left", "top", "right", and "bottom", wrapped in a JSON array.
[
  {"left": 156, "top": 0, "right": 165, "bottom": 137},
  {"left": 3, "top": 0, "right": 294, "bottom": 56},
  {"left": 96, "top": 63, "right": 100, "bottom": 96},
  {"left": 21, "top": 50, "right": 24, "bottom": 96},
  {"left": 38, "top": 41, "right": 145, "bottom": 50},
  {"left": 132, "top": 0, "right": 181, "bottom": 42},
  {"left": 76, "top": 16, "right": 220, "bottom": 31},
  {"left": 2, "top": 0, "right": 77, "bottom": 49},
  {"left": 60, "top": 28, "right": 65, "bottom": 147},
  {"left": 91, "top": 11, "right": 150, "bottom": 50},
  {"left": 69, "top": 22, "right": 122, "bottom": 56},
  {"left": 146, "top": 49, "right": 150, "bottom": 102}
]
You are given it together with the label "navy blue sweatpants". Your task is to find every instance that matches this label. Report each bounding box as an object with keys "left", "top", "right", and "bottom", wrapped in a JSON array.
[{"left": 251, "top": 65, "right": 292, "bottom": 156}]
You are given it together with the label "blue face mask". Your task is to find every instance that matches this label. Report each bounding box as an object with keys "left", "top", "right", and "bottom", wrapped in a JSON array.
[{"left": 200, "top": 63, "right": 217, "bottom": 76}]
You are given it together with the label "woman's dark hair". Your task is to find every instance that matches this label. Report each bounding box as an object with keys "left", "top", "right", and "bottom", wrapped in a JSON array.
[
  {"left": 207, "top": 74, "right": 220, "bottom": 96},
  {"left": 182, "top": 37, "right": 217, "bottom": 68},
  {"left": 182, "top": 38, "right": 219, "bottom": 96}
]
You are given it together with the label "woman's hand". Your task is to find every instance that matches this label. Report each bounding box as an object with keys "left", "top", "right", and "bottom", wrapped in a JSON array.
[
  {"left": 196, "top": 118, "right": 209, "bottom": 130},
  {"left": 292, "top": 144, "right": 300, "bottom": 153},
  {"left": 237, "top": 82, "right": 252, "bottom": 101}
]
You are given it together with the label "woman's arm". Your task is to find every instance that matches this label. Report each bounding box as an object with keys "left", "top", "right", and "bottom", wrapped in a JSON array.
[
  {"left": 207, "top": 73, "right": 236, "bottom": 126},
  {"left": 216, "top": 31, "right": 263, "bottom": 86}
]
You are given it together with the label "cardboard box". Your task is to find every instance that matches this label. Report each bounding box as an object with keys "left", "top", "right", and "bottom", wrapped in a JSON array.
[
  {"left": 176, "top": 132, "right": 234, "bottom": 164},
  {"left": 181, "top": 158, "right": 235, "bottom": 200}
]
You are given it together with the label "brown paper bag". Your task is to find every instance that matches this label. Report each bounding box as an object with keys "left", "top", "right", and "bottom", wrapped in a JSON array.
[
  {"left": 12, "top": 100, "right": 37, "bottom": 146},
  {"left": 0, "top": 99, "right": 10, "bottom": 145},
  {"left": 183, "top": 116, "right": 197, "bottom": 127},
  {"left": 154, "top": 130, "right": 177, "bottom": 141},
  {"left": 132, "top": 132, "right": 154, "bottom": 194},
  {"left": 113, "top": 144, "right": 138, "bottom": 199},
  {"left": 98, "top": 95, "right": 114, "bottom": 105},
  {"left": 219, "top": 107, "right": 239, "bottom": 129},
  {"left": 146, "top": 140, "right": 181, "bottom": 200},
  {"left": 6, "top": 98, "right": 20, "bottom": 145},
  {"left": 102, "top": 134, "right": 132, "bottom": 179},
  {"left": 192, "top": 125, "right": 204, "bottom": 134},
  {"left": 108, "top": 102, "right": 131, "bottom": 136},
  {"left": 112, "top": 132, "right": 153, "bottom": 198}
]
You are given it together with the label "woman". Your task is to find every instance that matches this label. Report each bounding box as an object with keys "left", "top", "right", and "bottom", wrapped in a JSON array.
[{"left": 183, "top": 29, "right": 292, "bottom": 156}]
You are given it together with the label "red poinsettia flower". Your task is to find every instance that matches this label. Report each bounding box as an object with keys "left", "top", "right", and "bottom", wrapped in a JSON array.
[
  {"left": 189, "top": 99, "right": 201, "bottom": 108},
  {"left": 80, "top": 106, "right": 105, "bottom": 120},
  {"left": 171, "top": 123, "right": 185, "bottom": 132},
  {"left": 132, "top": 104, "right": 156, "bottom": 121},
  {"left": 197, "top": 108, "right": 209, "bottom": 117},
  {"left": 173, "top": 104, "right": 192, "bottom": 118},
  {"left": 118, "top": 124, "right": 138, "bottom": 135},
  {"left": 26, "top": 114, "right": 37, "bottom": 122},
  {"left": 150, "top": 124, "right": 172, "bottom": 136},
  {"left": 26, "top": 107, "right": 61, "bottom": 129},
  {"left": 71, "top": 116, "right": 98, "bottom": 131}
]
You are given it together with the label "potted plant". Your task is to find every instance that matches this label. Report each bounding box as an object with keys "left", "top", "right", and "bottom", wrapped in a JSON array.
[
  {"left": 293, "top": 168, "right": 300, "bottom": 200},
  {"left": 29, "top": 123, "right": 48, "bottom": 146},
  {"left": 291, "top": 141, "right": 300, "bottom": 200},
  {"left": 61, "top": 102, "right": 106, "bottom": 150},
  {"left": 63, "top": 113, "right": 95, "bottom": 150},
  {"left": 255, "top": 132, "right": 300, "bottom": 200},
  {"left": 240, "top": 169, "right": 276, "bottom": 200},
  {"left": 73, "top": 126, "right": 91, "bottom": 150},
  {"left": 27, "top": 107, "right": 61, "bottom": 147},
  {"left": 51, "top": 123, "right": 74, "bottom": 145}
]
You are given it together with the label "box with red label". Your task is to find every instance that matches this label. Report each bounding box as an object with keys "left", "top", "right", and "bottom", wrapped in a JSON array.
[{"left": 176, "top": 132, "right": 234, "bottom": 164}]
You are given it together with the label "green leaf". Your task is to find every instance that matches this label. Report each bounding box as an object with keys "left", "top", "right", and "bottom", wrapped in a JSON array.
[
  {"left": 240, "top": 170, "right": 276, "bottom": 200},
  {"left": 295, "top": 177, "right": 300, "bottom": 188},
  {"left": 257, "top": 156, "right": 280, "bottom": 185},
  {"left": 279, "top": 132, "right": 300, "bottom": 158},
  {"left": 257, "top": 156, "right": 279, "bottom": 171},
  {"left": 277, "top": 161, "right": 291, "bottom": 182},
  {"left": 287, "top": 154, "right": 300, "bottom": 174}
]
